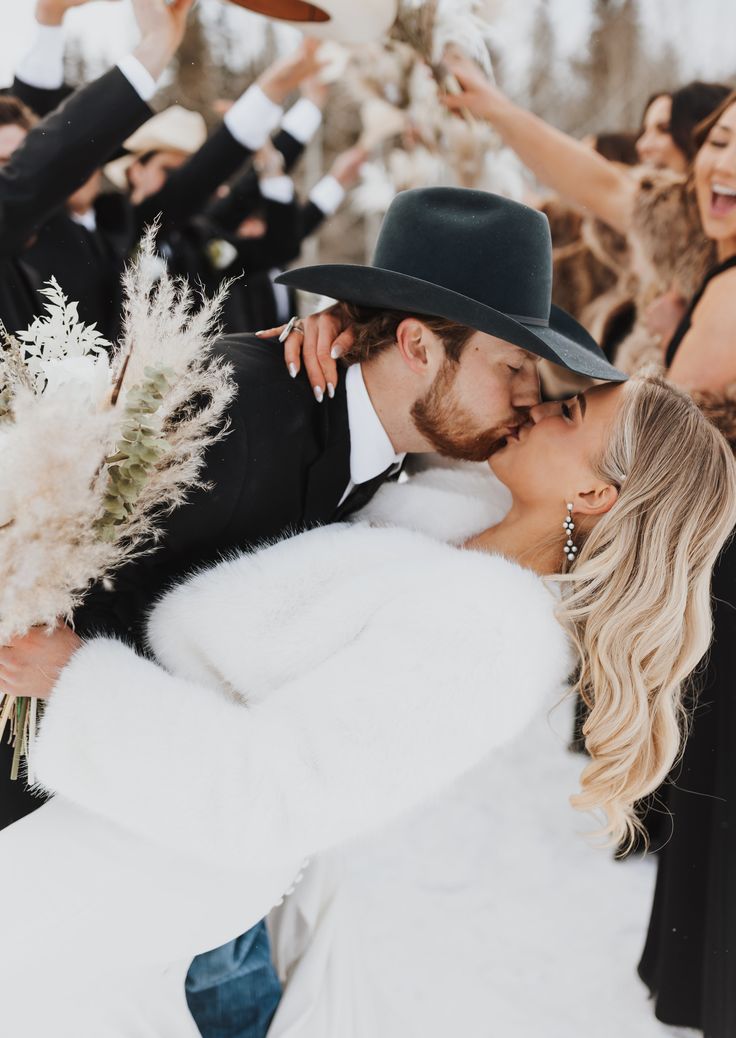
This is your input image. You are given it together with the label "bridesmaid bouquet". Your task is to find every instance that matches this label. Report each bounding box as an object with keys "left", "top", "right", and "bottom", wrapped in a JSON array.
[
  {"left": 391, "top": 0, "right": 496, "bottom": 87},
  {"left": 0, "top": 229, "right": 235, "bottom": 779}
]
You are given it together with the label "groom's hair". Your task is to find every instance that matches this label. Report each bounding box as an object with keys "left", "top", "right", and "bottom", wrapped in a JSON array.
[{"left": 338, "top": 303, "right": 475, "bottom": 366}]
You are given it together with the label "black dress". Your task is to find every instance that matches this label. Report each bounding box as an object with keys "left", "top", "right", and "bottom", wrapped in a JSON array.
[{"left": 638, "top": 254, "right": 736, "bottom": 1036}]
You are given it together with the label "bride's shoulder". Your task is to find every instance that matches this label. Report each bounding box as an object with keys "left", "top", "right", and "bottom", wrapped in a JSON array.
[{"left": 356, "top": 460, "right": 512, "bottom": 543}]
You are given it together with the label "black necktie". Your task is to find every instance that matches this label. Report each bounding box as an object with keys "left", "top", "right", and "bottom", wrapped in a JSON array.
[{"left": 334, "top": 462, "right": 403, "bottom": 521}]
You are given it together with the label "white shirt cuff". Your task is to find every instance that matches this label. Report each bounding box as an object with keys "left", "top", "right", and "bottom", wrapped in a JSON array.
[
  {"left": 280, "top": 98, "right": 323, "bottom": 145},
  {"left": 308, "top": 175, "right": 345, "bottom": 216},
  {"left": 116, "top": 54, "right": 158, "bottom": 103},
  {"left": 15, "top": 24, "right": 65, "bottom": 90},
  {"left": 259, "top": 175, "right": 295, "bottom": 205},
  {"left": 224, "top": 84, "right": 283, "bottom": 152}
]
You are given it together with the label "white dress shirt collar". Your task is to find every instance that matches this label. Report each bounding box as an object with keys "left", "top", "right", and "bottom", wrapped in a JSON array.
[
  {"left": 70, "top": 209, "right": 97, "bottom": 233},
  {"left": 345, "top": 364, "right": 405, "bottom": 485}
]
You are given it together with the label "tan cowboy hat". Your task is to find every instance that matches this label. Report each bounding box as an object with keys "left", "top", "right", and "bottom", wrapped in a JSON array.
[
  {"left": 104, "top": 106, "right": 208, "bottom": 190},
  {"left": 225, "top": 0, "right": 398, "bottom": 44}
]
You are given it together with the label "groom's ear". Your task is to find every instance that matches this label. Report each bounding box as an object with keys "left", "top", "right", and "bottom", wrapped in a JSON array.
[
  {"left": 574, "top": 483, "right": 619, "bottom": 518},
  {"left": 395, "top": 319, "right": 442, "bottom": 377}
]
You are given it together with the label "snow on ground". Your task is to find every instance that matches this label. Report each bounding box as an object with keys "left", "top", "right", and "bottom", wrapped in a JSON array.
[{"left": 335, "top": 693, "right": 674, "bottom": 1038}]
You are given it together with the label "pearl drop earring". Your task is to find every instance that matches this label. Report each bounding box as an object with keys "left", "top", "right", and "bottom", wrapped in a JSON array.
[{"left": 563, "top": 502, "right": 578, "bottom": 563}]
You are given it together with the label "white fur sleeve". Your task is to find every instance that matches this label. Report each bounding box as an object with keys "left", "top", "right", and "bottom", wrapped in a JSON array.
[{"left": 34, "top": 555, "right": 568, "bottom": 870}]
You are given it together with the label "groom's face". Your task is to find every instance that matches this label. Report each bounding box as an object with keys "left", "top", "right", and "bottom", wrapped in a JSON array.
[{"left": 411, "top": 331, "right": 541, "bottom": 462}]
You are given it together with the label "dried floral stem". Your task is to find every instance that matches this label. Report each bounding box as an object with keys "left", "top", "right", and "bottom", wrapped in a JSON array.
[
  {"left": 0, "top": 693, "right": 15, "bottom": 744},
  {"left": 0, "top": 232, "right": 235, "bottom": 778},
  {"left": 10, "top": 698, "right": 28, "bottom": 781}
]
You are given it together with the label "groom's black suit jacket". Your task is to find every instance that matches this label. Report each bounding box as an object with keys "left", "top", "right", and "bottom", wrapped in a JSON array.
[
  {"left": 2, "top": 334, "right": 383, "bottom": 828},
  {"left": 74, "top": 333, "right": 371, "bottom": 651}
]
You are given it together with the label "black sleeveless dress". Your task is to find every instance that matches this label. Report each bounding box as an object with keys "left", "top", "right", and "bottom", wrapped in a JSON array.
[{"left": 638, "top": 255, "right": 736, "bottom": 1037}]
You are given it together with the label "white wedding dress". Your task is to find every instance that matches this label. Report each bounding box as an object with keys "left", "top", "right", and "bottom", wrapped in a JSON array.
[{"left": 0, "top": 468, "right": 663, "bottom": 1037}]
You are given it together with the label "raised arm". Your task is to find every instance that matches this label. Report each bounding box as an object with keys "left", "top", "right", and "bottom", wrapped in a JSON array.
[
  {"left": 0, "top": 0, "right": 194, "bottom": 257},
  {"left": 135, "top": 40, "right": 324, "bottom": 235},
  {"left": 204, "top": 97, "right": 324, "bottom": 233},
  {"left": 443, "top": 51, "right": 636, "bottom": 236},
  {"left": 32, "top": 532, "right": 567, "bottom": 869}
]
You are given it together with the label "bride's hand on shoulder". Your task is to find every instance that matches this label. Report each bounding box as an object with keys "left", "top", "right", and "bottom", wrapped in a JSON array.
[
  {"left": 0, "top": 624, "right": 82, "bottom": 700},
  {"left": 256, "top": 304, "right": 355, "bottom": 402}
]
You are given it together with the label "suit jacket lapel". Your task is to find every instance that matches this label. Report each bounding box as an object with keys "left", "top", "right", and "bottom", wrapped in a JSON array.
[{"left": 303, "top": 377, "right": 351, "bottom": 526}]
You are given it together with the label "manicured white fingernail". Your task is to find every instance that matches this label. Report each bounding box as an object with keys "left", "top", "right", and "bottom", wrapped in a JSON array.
[
  {"left": 330, "top": 346, "right": 342, "bottom": 360},
  {"left": 314, "top": 386, "right": 324, "bottom": 403},
  {"left": 289, "top": 363, "right": 297, "bottom": 379},
  {"left": 327, "top": 382, "right": 335, "bottom": 399}
]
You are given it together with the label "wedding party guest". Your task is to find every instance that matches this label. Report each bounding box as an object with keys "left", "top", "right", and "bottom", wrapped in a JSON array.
[
  {"left": 11, "top": 0, "right": 324, "bottom": 340},
  {"left": 194, "top": 143, "right": 367, "bottom": 336},
  {"left": 437, "top": 56, "right": 733, "bottom": 376},
  {"left": 0, "top": 0, "right": 194, "bottom": 340},
  {"left": 164, "top": 80, "right": 365, "bottom": 336}
]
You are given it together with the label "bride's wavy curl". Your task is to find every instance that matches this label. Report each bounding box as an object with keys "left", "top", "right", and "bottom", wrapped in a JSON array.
[{"left": 555, "top": 372, "right": 736, "bottom": 849}]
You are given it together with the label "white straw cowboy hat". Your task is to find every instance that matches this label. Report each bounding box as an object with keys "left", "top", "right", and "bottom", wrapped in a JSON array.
[
  {"left": 104, "top": 106, "right": 208, "bottom": 190},
  {"left": 225, "top": 0, "right": 398, "bottom": 44}
]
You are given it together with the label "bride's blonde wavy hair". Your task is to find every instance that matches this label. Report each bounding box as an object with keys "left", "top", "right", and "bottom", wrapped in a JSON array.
[{"left": 555, "top": 371, "right": 736, "bottom": 849}]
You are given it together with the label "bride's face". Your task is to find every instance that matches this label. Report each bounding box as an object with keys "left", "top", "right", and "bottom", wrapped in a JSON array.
[{"left": 489, "top": 384, "right": 624, "bottom": 512}]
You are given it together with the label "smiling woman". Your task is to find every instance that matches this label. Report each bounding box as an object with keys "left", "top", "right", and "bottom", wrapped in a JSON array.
[
  {"left": 693, "top": 95, "right": 736, "bottom": 247},
  {"left": 664, "top": 90, "right": 736, "bottom": 391}
]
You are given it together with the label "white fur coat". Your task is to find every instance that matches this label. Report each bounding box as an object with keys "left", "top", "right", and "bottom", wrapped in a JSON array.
[{"left": 34, "top": 466, "right": 570, "bottom": 874}]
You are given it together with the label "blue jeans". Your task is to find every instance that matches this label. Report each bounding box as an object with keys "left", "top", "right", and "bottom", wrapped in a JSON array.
[{"left": 185, "top": 920, "right": 282, "bottom": 1038}]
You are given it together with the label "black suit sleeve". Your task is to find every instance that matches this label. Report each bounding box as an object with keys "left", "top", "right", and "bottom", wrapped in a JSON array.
[
  {"left": 300, "top": 198, "right": 328, "bottom": 240},
  {"left": 225, "top": 198, "right": 303, "bottom": 272},
  {"left": 0, "top": 67, "right": 151, "bottom": 258},
  {"left": 272, "top": 128, "right": 306, "bottom": 174},
  {"left": 11, "top": 76, "right": 73, "bottom": 118},
  {"left": 135, "top": 124, "right": 257, "bottom": 237},
  {"left": 202, "top": 128, "right": 307, "bottom": 234},
  {"left": 204, "top": 166, "right": 261, "bottom": 233}
]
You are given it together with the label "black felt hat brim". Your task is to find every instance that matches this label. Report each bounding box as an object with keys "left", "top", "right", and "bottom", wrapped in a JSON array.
[{"left": 276, "top": 264, "right": 626, "bottom": 383}]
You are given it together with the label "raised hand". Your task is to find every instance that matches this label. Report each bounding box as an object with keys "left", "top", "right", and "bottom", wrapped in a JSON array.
[
  {"left": 0, "top": 624, "right": 82, "bottom": 701},
  {"left": 132, "top": 0, "right": 196, "bottom": 81},
  {"left": 258, "top": 37, "right": 326, "bottom": 106},
  {"left": 441, "top": 48, "right": 508, "bottom": 123},
  {"left": 300, "top": 73, "right": 330, "bottom": 110},
  {"left": 329, "top": 144, "right": 368, "bottom": 189},
  {"left": 256, "top": 304, "right": 355, "bottom": 401}
]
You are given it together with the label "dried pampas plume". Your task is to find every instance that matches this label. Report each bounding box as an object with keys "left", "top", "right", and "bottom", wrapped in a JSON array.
[
  {"left": 0, "top": 232, "right": 235, "bottom": 774},
  {"left": 107, "top": 225, "right": 236, "bottom": 548}
]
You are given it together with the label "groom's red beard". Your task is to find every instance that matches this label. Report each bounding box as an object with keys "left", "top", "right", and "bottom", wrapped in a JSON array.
[{"left": 411, "top": 359, "right": 523, "bottom": 462}]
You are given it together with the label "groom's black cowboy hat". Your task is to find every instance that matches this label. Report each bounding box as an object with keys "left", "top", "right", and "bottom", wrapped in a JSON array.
[{"left": 276, "top": 187, "right": 627, "bottom": 382}]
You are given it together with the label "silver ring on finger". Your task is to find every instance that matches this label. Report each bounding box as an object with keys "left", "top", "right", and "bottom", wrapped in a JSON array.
[{"left": 278, "top": 316, "right": 304, "bottom": 342}]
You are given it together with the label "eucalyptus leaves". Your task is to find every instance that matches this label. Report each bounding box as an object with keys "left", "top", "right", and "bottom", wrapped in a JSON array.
[
  {"left": 0, "top": 231, "right": 234, "bottom": 778},
  {"left": 98, "top": 367, "right": 175, "bottom": 537}
]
